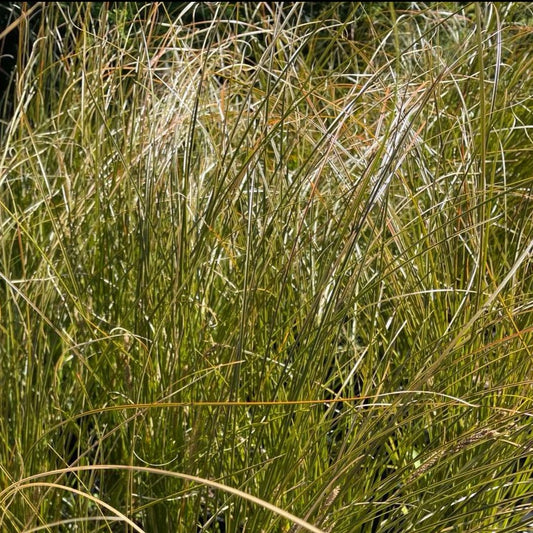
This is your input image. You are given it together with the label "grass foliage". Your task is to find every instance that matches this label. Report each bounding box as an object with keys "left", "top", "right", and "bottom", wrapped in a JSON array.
[{"left": 1, "top": 2, "right": 533, "bottom": 531}]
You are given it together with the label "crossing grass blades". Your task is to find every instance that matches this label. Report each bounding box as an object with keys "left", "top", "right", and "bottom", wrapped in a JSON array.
[{"left": 1, "top": 2, "right": 533, "bottom": 532}]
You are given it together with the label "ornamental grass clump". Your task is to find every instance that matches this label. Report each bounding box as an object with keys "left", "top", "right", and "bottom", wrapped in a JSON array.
[{"left": 0, "top": 2, "right": 532, "bottom": 532}]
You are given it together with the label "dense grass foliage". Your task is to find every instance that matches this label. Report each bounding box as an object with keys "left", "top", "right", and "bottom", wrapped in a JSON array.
[{"left": 1, "top": 2, "right": 533, "bottom": 531}]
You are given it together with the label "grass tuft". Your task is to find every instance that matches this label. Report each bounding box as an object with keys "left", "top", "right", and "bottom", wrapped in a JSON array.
[{"left": 1, "top": 2, "right": 533, "bottom": 531}]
